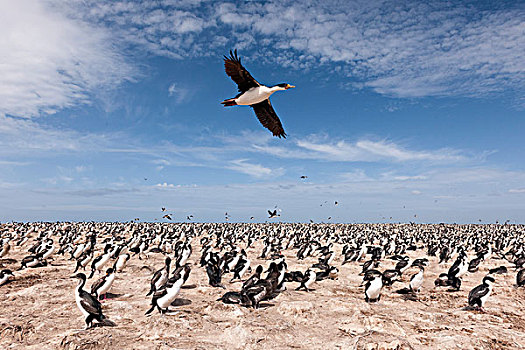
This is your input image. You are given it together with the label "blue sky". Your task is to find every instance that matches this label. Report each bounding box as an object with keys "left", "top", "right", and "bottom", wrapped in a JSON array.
[{"left": 1, "top": 0, "right": 524, "bottom": 223}]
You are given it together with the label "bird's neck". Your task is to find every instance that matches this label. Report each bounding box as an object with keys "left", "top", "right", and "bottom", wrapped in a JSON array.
[
  {"left": 77, "top": 278, "right": 85, "bottom": 291},
  {"left": 267, "top": 86, "right": 284, "bottom": 93}
]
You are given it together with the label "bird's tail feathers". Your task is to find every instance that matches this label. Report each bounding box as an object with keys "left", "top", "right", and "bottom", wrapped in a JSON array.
[{"left": 221, "top": 99, "right": 237, "bottom": 106}]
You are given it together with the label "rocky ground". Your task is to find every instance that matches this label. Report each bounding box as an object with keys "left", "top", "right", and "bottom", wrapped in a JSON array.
[{"left": 1, "top": 229, "right": 524, "bottom": 350}]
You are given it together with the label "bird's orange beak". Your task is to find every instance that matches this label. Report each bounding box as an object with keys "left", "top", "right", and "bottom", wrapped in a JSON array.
[{"left": 286, "top": 84, "right": 295, "bottom": 89}]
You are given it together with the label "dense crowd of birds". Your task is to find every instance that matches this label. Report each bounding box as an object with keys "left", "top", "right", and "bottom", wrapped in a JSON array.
[{"left": 1, "top": 221, "right": 524, "bottom": 329}]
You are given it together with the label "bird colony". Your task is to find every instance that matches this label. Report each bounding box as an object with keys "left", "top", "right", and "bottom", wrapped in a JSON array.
[{"left": 1, "top": 222, "right": 524, "bottom": 349}]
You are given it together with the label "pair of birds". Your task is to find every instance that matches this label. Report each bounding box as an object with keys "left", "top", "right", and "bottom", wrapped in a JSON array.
[{"left": 145, "top": 256, "right": 192, "bottom": 315}]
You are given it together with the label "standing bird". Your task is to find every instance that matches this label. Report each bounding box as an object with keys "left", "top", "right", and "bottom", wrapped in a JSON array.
[
  {"left": 468, "top": 276, "right": 495, "bottom": 311},
  {"left": 71, "top": 273, "right": 115, "bottom": 329},
  {"left": 363, "top": 271, "right": 383, "bottom": 303},
  {"left": 147, "top": 257, "right": 171, "bottom": 296},
  {"left": 113, "top": 253, "right": 130, "bottom": 273},
  {"left": 222, "top": 49, "right": 294, "bottom": 138},
  {"left": 91, "top": 268, "right": 116, "bottom": 300}
]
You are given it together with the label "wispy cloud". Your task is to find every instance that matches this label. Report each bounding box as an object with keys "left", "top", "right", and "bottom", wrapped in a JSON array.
[
  {"left": 168, "top": 83, "right": 191, "bottom": 104},
  {"left": 21, "top": 0, "right": 522, "bottom": 106},
  {"left": 0, "top": 0, "right": 135, "bottom": 118},
  {"left": 226, "top": 159, "right": 284, "bottom": 178},
  {"left": 216, "top": 1, "right": 525, "bottom": 100},
  {"left": 253, "top": 136, "right": 467, "bottom": 163}
]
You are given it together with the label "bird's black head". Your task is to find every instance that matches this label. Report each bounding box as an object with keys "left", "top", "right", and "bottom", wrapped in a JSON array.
[
  {"left": 106, "top": 268, "right": 114, "bottom": 275},
  {"left": 71, "top": 272, "right": 86, "bottom": 280},
  {"left": 255, "top": 265, "right": 263, "bottom": 274},
  {"left": 483, "top": 275, "right": 495, "bottom": 284},
  {"left": 275, "top": 83, "right": 295, "bottom": 90}
]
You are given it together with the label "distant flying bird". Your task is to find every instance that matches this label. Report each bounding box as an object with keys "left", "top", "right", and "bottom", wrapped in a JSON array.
[
  {"left": 144, "top": 178, "right": 147, "bottom": 181},
  {"left": 335, "top": 201, "right": 338, "bottom": 205},
  {"left": 268, "top": 210, "right": 279, "bottom": 218},
  {"left": 163, "top": 214, "right": 172, "bottom": 220},
  {"left": 221, "top": 49, "right": 294, "bottom": 138},
  {"left": 161, "top": 207, "right": 166, "bottom": 212},
  {"left": 187, "top": 215, "right": 193, "bottom": 221},
  {"left": 300, "top": 175, "right": 308, "bottom": 179},
  {"left": 250, "top": 216, "right": 255, "bottom": 220}
]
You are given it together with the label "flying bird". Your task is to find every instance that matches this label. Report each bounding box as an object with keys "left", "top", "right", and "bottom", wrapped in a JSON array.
[
  {"left": 161, "top": 207, "right": 166, "bottom": 212},
  {"left": 300, "top": 175, "right": 308, "bottom": 179},
  {"left": 163, "top": 214, "right": 172, "bottom": 220},
  {"left": 268, "top": 210, "right": 280, "bottom": 218},
  {"left": 222, "top": 49, "right": 294, "bottom": 138}
]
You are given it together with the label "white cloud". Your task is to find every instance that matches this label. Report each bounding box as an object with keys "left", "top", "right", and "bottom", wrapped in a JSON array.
[
  {"left": 0, "top": 115, "right": 114, "bottom": 155},
  {"left": 226, "top": 159, "right": 284, "bottom": 178},
  {"left": 254, "top": 136, "right": 467, "bottom": 163},
  {"left": 509, "top": 188, "right": 525, "bottom": 194},
  {"left": 0, "top": 0, "right": 134, "bottom": 118},
  {"left": 156, "top": 182, "right": 177, "bottom": 189},
  {"left": 168, "top": 83, "right": 190, "bottom": 104},
  {"left": 36, "top": 0, "right": 523, "bottom": 103},
  {"left": 215, "top": 1, "right": 525, "bottom": 100},
  {"left": 393, "top": 175, "right": 427, "bottom": 181}
]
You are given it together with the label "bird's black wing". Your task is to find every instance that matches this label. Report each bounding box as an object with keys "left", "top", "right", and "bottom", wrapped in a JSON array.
[
  {"left": 90, "top": 276, "right": 106, "bottom": 295},
  {"left": 224, "top": 49, "right": 260, "bottom": 93},
  {"left": 468, "top": 284, "right": 489, "bottom": 304},
  {"left": 80, "top": 290, "right": 103, "bottom": 316},
  {"left": 251, "top": 100, "right": 287, "bottom": 138}
]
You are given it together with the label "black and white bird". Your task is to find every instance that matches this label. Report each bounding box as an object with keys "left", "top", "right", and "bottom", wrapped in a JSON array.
[
  {"left": 243, "top": 265, "right": 263, "bottom": 290},
  {"left": 206, "top": 260, "right": 225, "bottom": 288},
  {"left": 90, "top": 268, "right": 116, "bottom": 300},
  {"left": 113, "top": 253, "right": 130, "bottom": 272},
  {"left": 363, "top": 271, "right": 383, "bottom": 303},
  {"left": 0, "top": 269, "right": 14, "bottom": 286},
  {"left": 88, "top": 244, "right": 113, "bottom": 278},
  {"left": 447, "top": 251, "right": 468, "bottom": 291},
  {"left": 295, "top": 269, "right": 316, "bottom": 292},
  {"left": 71, "top": 273, "right": 115, "bottom": 329},
  {"left": 145, "top": 265, "right": 191, "bottom": 315},
  {"left": 74, "top": 247, "right": 94, "bottom": 273},
  {"left": 468, "top": 275, "right": 495, "bottom": 311},
  {"left": 147, "top": 257, "right": 171, "bottom": 296},
  {"left": 222, "top": 49, "right": 294, "bottom": 138},
  {"left": 231, "top": 257, "right": 251, "bottom": 282},
  {"left": 19, "top": 254, "right": 47, "bottom": 270},
  {"left": 409, "top": 265, "right": 425, "bottom": 293}
]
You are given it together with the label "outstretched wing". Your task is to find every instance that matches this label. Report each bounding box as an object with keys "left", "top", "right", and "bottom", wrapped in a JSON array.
[
  {"left": 224, "top": 49, "right": 260, "bottom": 93},
  {"left": 251, "top": 100, "right": 287, "bottom": 138}
]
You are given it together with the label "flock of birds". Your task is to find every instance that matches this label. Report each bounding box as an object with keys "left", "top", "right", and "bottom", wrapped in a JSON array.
[{"left": 1, "top": 221, "right": 524, "bottom": 331}]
